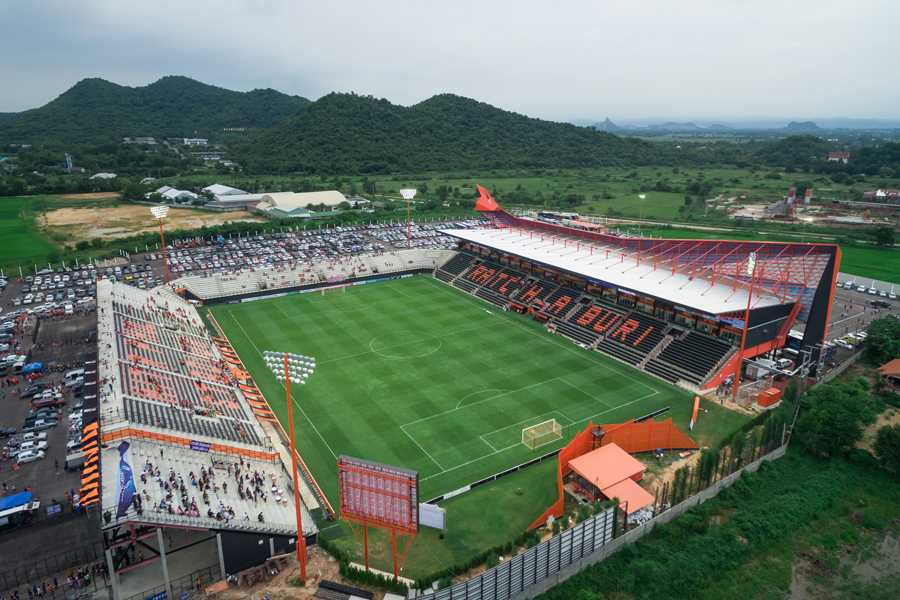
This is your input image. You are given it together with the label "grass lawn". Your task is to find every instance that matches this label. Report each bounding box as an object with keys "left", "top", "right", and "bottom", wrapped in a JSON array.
[
  {"left": 0, "top": 196, "right": 57, "bottom": 267},
  {"left": 320, "top": 457, "right": 559, "bottom": 579},
  {"left": 211, "top": 275, "right": 704, "bottom": 504}
]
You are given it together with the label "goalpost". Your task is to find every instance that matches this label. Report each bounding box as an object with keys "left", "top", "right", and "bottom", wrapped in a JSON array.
[
  {"left": 320, "top": 285, "right": 347, "bottom": 296},
  {"left": 522, "top": 418, "right": 563, "bottom": 450}
]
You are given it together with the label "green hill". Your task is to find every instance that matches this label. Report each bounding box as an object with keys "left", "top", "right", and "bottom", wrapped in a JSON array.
[
  {"left": 236, "top": 92, "right": 668, "bottom": 173},
  {"left": 0, "top": 76, "right": 309, "bottom": 143}
]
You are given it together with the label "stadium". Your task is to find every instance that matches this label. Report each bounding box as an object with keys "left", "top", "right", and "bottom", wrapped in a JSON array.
[{"left": 79, "top": 186, "right": 840, "bottom": 596}]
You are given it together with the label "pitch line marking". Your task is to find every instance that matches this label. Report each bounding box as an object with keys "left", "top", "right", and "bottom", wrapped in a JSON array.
[
  {"left": 318, "top": 320, "right": 497, "bottom": 366},
  {"left": 419, "top": 391, "right": 661, "bottom": 483},
  {"left": 479, "top": 435, "right": 499, "bottom": 452},
  {"left": 225, "top": 308, "right": 339, "bottom": 461},
  {"left": 558, "top": 377, "right": 616, "bottom": 412},
  {"left": 456, "top": 388, "right": 509, "bottom": 410},
  {"left": 401, "top": 376, "right": 566, "bottom": 429},
  {"left": 368, "top": 337, "right": 443, "bottom": 360},
  {"left": 478, "top": 409, "right": 574, "bottom": 453},
  {"left": 399, "top": 424, "right": 446, "bottom": 473}
]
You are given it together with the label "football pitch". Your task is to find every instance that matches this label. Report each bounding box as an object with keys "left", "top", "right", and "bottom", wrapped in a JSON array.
[{"left": 210, "top": 275, "right": 690, "bottom": 504}]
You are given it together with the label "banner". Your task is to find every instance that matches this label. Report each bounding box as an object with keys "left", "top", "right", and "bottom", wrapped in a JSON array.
[{"left": 115, "top": 441, "right": 136, "bottom": 518}]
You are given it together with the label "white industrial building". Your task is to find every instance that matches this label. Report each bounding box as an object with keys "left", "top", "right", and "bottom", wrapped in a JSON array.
[{"left": 255, "top": 191, "right": 347, "bottom": 218}]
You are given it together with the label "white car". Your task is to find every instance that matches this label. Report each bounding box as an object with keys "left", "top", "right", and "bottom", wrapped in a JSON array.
[
  {"left": 22, "top": 431, "right": 47, "bottom": 442},
  {"left": 18, "top": 440, "right": 48, "bottom": 453},
  {"left": 17, "top": 449, "right": 46, "bottom": 464}
]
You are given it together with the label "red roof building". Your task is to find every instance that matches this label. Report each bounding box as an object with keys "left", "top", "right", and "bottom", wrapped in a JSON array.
[{"left": 567, "top": 443, "right": 654, "bottom": 514}]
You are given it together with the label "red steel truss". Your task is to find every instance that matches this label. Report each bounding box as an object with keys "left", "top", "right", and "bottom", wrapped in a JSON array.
[{"left": 473, "top": 186, "right": 834, "bottom": 312}]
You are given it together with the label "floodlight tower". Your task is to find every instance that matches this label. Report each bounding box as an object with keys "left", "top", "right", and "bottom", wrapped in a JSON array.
[
  {"left": 399, "top": 188, "right": 417, "bottom": 248},
  {"left": 263, "top": 350, "right": 316, "bottom": 581},
  {"left": 732, "top": 251, "right": 758, "bottom": 403},
  {"left": 150, "top": 205, "right": 171, "bottom": 283}
]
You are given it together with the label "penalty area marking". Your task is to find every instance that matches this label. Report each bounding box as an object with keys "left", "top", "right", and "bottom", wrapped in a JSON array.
[{"left": 419, "top": 389, "right": 663, "bottom": 483}]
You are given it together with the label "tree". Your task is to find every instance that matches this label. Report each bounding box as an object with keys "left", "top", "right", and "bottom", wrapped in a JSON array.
[
  {"left": 795, "top": 379, "right": 879, "bottom": 457},
  {"left": 865, "top": 317, "right": 900, "bottom": 366},
  {"left": 871, "top": 226, "right": 895, "bottom": 247},
  {"left": 873, "top": 425, "right": 900, "bottom": 475}
]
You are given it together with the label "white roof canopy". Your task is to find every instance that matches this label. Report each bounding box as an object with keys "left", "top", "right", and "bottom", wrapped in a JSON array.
[{"left": 442, "top": 227, "right": 784, "bottom": 315}]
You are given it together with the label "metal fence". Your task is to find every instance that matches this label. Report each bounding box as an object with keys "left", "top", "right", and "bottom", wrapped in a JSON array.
[
  {"left": 422, "top": 507, "right": 616, "bottom": 600},
  {"left": 0, "top": 540, "right": 105, "bottom": 592},
  {"left": 125, "top": 563, "right": 221, "bottom": 600}
]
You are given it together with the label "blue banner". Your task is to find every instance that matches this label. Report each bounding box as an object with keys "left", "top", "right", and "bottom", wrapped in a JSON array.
[
  {"left": 189, "top": 440, "right": 210, "bottom": 453},
  {"left": 115, "top": 441, "right": 135, "bottom": 519}
]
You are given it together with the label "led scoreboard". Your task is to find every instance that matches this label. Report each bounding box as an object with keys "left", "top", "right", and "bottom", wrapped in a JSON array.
[{"left": 337, "top": 455, "right": 419, "bottom": 534}]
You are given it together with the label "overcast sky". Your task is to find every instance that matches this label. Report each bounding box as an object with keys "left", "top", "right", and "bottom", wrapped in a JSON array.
[{"left": 2, "top": 0, "right": 898, "bottom": 122}]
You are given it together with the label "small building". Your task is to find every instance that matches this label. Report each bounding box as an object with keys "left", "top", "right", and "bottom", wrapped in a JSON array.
[
  {"left": 202, "top": 183, "right": 248, "bottom": 198},
  {"left": 566, "top": 443, "right": 654, "bottom": 514},
  {"left": 877, "top": 359, "right": 900, "bottom": 390},
  {"left": 182, "top": 138, "right": 208, "bottom": 146},
  {"left": 827, "top": 151, "right": 850, "bottom": 164},
  {"left": 255, "top": 191, "right": 347, "bottom": 219},
  {"left": 347, "top": 195, "right": 371, "bottom": 208},
  {"left": 140, "top": 177, "right": 157, "bottom": 185},
  {"left": 90, "top": 172, "right": 117, "bottom": 180},
  {"left": 147, "top": 185, "right": 199, "bottom": 203},
  {"left": 122, "top": 137, "right": 157, "bottom": 145}
]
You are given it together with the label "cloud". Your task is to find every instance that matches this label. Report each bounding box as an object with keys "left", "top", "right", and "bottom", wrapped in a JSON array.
[{"left": 1, "top": 0, "right": 898, "bottom": 120}]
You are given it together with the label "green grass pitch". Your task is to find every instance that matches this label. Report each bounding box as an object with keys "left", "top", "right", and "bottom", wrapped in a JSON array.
[{"left": 210, "top": 275, "right": 692, "bottom": 504}]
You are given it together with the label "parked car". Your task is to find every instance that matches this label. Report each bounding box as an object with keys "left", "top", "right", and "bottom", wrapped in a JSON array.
[
  {"left": 23, "top": 419, "right": 58, "bottom": 432},
  {"left": 18, "top": 440, "right": 48, "bottom": 453},
  {"left": 0, "top": 426, "right": 16, "bottom": 438},
  {"left": 17, "top": 449, "right": 46, "bottom": 464}
]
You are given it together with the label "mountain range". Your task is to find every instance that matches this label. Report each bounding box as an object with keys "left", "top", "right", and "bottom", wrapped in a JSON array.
[
  {"left": 0, "top": 76, "right": 308, "bottom": 143},
  {"left": 0, "top": 76, "right": 667, "bottom": 173}
]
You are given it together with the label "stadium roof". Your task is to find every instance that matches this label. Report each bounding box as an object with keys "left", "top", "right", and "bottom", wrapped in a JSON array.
[{"left": 441, "top": 226, "right": 785, "bottom": 315}]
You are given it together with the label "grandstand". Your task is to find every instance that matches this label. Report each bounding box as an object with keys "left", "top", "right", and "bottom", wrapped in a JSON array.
[
  {"left": 176, "top": 249, "right": 455, "bottom": 301},
  {"left": 93, "top": 280, "right": 314, "bottom": 594},
  {"left": 435, "top": 186, "right": 840, "bottom": 392}
]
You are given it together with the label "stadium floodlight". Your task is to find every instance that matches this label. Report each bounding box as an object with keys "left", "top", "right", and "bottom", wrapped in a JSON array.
[
  {"left": 399, "top": 188, "right": 417, "bottom": 248},
  {"left": 150, "top": 204, "right": 169, "bottom": 220},
  {"left": 149, "top": 205, "right": 171, "bottom": 283},
  {"left": 262, "top": 350, "right": 316, "bottom": 580}
]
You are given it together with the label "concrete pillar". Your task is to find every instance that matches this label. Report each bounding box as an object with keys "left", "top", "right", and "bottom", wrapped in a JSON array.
[
  {"left": 216, "top": 533, "right": 226, "bottom": 578},
  {"left": 156, "top": 528, "right": 173, "bottom": 600},
  {"left": 105, "top": 548, "right": 120, "bottom": 600}
]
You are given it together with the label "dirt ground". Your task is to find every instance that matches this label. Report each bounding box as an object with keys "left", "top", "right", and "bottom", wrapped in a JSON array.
[
  {"left": 38, "top": 205, "right": 264, "bottom": 241},
  {"left": 790, "top": 531, "right": 900, "bottom": 599},
  {"left": 857, "top": 406, "right": 900, "bottom": 453},
  {"left": 59, "top": 192, "right": 120, "bottom": 200},
  {"left": 212, "top": 546, "right": 394, "bottom": 600}
]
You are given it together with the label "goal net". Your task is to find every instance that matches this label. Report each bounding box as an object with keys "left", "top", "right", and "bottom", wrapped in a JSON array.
[
  {"left": 320, "top": 285, "right": 347, "bottom": 296},
  {"left": 522, "top": 419, "right": 563, "bottom": 450}
]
